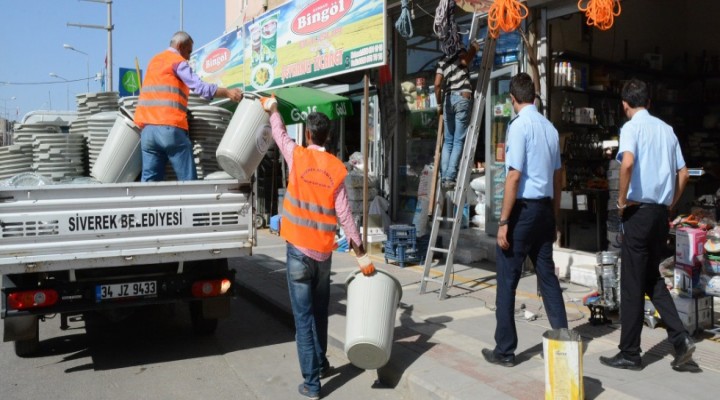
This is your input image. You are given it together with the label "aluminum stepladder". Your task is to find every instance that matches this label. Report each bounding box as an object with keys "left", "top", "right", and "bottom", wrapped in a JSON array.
[{"left": 419, "top": 15, "right": 497, "bottom": 299}]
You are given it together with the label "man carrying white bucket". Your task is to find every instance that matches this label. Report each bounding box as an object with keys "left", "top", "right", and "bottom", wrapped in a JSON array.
[
  {"left": 260, "top": 95, "right": 375, "bottom": 400},
  {"left": 135, "top": 31, "right": 243, "bottom": 181}
]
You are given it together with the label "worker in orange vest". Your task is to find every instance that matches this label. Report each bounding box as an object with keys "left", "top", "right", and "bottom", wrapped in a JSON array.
[
  {"left": 260, "top": 95, "right": 374, "bottom": 400},
  {"left": 135, "top": 31, "right": 243, "bottom": 181}
]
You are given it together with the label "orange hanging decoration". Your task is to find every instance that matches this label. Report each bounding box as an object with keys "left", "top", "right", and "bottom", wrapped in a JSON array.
[
  {"left": 488, "top": 0, "right": 529, "bottom": 39},
  {"left": 578, "top": 0, "right": 621, "bottom": 31}
]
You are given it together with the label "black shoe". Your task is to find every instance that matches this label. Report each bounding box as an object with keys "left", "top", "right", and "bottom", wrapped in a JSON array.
[
  {"left": 672, "top": 336, "right": 696, "bottom": 368},
  {"left": 599, "top": 353, "right": 643, "bottom": 371},
  {"left": 298, "top": 384, "right": 320, "bottom": 400},
  {"left": 482, "top": 348, "right": 515, "bottom": 367}
]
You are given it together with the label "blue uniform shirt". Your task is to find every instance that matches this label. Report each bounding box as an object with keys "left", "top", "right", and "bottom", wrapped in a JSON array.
[
  {"left": 616, "top": 109, "right": 685, "bottom": 206},
  {"left": 505, "top": 104, "right": 561, "bottom": 199}
]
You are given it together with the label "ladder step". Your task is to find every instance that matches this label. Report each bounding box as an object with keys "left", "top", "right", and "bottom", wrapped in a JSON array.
[
  {"left": 422, "top": 277, "right": 443, "bottom": 284},
  {"left": 429, "top": 246, "right": 449, "bottom": 254},
  {"left": 434, "top": 216, "right": 452, "bottom": 223}
]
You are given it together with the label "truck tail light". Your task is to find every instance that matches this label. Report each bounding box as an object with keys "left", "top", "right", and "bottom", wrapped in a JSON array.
[
  {"left": 7, "top": 289, "right": 59, "bottom": 310},
  {"left": 192, "top": 279, "right": 232, "bottom": 298}
]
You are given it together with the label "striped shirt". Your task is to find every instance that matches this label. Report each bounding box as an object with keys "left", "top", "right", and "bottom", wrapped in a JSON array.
[
  {"left": 269, "top": 112, "right": 362, "bottom": 262},
  {"left": 436, "top": 53, "right": 472, "bottom": 94}
]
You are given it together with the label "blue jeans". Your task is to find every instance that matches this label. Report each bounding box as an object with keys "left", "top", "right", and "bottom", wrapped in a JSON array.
[
  {"left": 286, "top": 243, "right": 331, "bottom": 394},
  {"left": 140, "top": 124, "right": 197, "bottom": 181},
  {"left": 493, "top": 200, "right": 568, "bottom": 358},
  {"left": 441, "top": 93, "right": 472, "bottom": 182}
]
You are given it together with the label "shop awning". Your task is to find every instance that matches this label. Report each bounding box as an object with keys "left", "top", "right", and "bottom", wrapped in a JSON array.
[{"left": 259, "top": 87, "right": 354, "bottom": 125}]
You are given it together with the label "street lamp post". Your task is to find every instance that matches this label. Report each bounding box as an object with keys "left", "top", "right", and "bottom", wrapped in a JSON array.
[
  {"left": 67, "top": 0, "right": 114, "bottom": 92},
  {"left": 1, "top": 96, "right": 17, "bottom": 120},
  {"left": 49, "top": 73, "right": 70, "bottom": 110},
  {"left": 63, "top": 44, "right": 90, "bottom": 93}
]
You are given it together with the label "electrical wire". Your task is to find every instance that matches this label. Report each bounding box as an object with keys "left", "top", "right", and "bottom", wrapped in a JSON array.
[
  {"left": 395, "top": 0, "right": 414, "bottom": 39},
  {"left": 1, "top": 77, "right": 93, "bottom": 86},
  {"left": 433, "top": 0, "right": 461, "bottom": 57},
  {"left": 577, "top": 0, "right": 621, "bottom": 31}
]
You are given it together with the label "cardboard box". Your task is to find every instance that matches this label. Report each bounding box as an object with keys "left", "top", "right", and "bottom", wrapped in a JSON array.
[
  {"left": 674, "top": 263, "right": 703, "bottom": 297},
  {"left": 672, "top": 292, "right": 713, "bottom": 314},
  {"left": 675, "top": 227, "right": 706, "bottom": 265},
  {"left": 678, "top": 308, "right": 713, "bottom": 334}
]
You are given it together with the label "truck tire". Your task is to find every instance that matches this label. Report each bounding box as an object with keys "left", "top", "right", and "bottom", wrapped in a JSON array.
[
  {"left": 14, "top": 318, "right": 40, "bottom": 357},
  {"left": 189, "top": 301, "right": 218, "bottom": 335}
]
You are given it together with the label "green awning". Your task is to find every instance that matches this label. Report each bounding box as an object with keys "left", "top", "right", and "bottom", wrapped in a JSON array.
[{"left": 259, "top": 86, "right": 354, "bottom": 125}]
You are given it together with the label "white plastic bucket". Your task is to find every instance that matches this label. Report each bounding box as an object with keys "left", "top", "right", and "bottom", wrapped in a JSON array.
[
  {"left": 216, "top": 98, "right": 272, "bottom": 182},
  {"left": 91, "top": 113, "right": 142, "bottom": 183},
  {"left": 344, "top": 269, "right": 402, "bottom": 370}
]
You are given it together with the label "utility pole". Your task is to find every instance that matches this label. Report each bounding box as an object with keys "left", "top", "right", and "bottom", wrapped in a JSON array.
[
  {"left": 180, "top": 0, "right": 184, "bottom": 31},
  {"left": 67, "top": 0, "right": 114, "bottom": 91}
]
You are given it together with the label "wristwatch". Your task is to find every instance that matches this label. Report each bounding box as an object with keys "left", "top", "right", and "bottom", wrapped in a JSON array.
[{"left": 498, "top": 219, "right": 510, "bottom": 226}]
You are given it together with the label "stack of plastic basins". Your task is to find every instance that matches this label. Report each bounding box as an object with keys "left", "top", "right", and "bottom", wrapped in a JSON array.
[{"left": 384, "top": 224, "right": 420, "bottom": 268}]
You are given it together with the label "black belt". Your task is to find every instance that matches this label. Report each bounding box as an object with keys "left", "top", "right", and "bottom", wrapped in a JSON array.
[
  {"left": 633, "top": 202, "right": 667, "bottom": 209},
  {"left": 516, "top": 197, "right": 551, "bottom": 205}
]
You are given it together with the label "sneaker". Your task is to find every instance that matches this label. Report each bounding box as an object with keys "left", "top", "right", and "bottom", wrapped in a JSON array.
[
  {"left": 298, "top": 384, "right": 320, "bottom": 400},
  {"left": 441, "top": 180, "right": 456, "bottom": 190}
]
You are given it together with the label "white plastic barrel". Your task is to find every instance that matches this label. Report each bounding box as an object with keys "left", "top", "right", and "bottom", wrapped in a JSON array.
[
  {"left": 344, "top": 269, "right": 402, "bottom": 370},
  {"left": 216, "top": 98, "right": 272, "bottom": 182},
  {"left": 91, "top": 113, "right": 142, "bottom": 183}
]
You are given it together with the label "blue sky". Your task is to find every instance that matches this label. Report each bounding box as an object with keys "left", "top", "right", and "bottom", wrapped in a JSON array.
[{"left": 0, "top": 0, "right": 226, "bottom": 121}]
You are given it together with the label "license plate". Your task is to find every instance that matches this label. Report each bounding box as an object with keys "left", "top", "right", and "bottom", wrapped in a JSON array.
[{"left": 96, "top": 281, "right": 157, "bottom": 301}]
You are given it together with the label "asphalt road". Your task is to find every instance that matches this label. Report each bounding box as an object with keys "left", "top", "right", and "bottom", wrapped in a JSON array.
[{"left": 0, "top": 292, "right": 404, "bottom": 400}]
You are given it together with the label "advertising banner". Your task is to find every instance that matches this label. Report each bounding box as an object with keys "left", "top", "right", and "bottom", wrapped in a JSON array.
[
  {"left": 189, "top": 27, "right": 244, "bottom": 89},
  {"left": 118, "top": 67, "right": 142, "bottom": 97},
  {"left": 190, "top": 0, "right": 386, "bottom": 93}
]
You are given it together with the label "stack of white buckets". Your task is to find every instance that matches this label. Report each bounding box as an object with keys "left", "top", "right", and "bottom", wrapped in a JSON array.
[{"left": 91, "top": 96, "right": 273, "bottom": 184}]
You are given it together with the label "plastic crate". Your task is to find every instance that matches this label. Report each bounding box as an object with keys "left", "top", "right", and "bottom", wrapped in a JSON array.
[{"left": 388, "top": 225, "right": 417, "bottom": 242}]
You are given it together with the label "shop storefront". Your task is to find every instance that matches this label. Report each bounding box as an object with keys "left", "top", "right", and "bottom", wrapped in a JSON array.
[{"left": 221, "top": 0, "right": 719, "bottom": 266}]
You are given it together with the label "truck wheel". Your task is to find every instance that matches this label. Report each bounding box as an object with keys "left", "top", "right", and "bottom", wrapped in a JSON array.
[
  {"left": 14, "top": 318, "right": 40, "bottom": 357},
  {"left": 189, "top": 301, "right": 218, "bottom": 335}
]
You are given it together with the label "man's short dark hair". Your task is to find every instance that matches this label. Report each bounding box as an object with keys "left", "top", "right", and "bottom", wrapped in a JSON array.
[
  {"left": 509, "top": 73, "right": 535, "bottom": 104},
  {"left": 306, "top": 112, "right": 330, "bottom": 145},
  {"left": 621, "top": 78, "right": 650, "bottom": 108}
]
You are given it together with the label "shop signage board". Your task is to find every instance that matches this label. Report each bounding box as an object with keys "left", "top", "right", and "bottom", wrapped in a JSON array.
[
  {"left": 190, "top": 27, "right": 245, "bottom": 89},
  {"left": 190, "top": 0, "right": 386, "bottom": 93}
]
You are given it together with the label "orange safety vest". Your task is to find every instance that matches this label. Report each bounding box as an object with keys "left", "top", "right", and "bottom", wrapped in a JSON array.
[
  {"left": 281, "top": 147, "right": 348, "bottom": 252},
  {"left": 134, "top": 50, "right": 190, "bottom": 130}
]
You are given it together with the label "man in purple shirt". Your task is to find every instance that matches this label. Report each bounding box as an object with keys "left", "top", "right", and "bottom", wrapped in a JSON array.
[{"left": 137, "top": 31, "right": 243, "bottom": 181}]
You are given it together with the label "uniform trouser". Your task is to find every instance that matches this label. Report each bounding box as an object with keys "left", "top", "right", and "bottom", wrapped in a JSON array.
[
  {"left": 494, "top": 199, "right": 568, "bottom": 358},
  {"left": 619, "top": 204, "right": 688, "bottom": 359}
]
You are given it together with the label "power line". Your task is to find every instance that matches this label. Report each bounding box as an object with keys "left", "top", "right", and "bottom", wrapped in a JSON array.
[{"left": 1, "top": 77, "right": 93, "bottom": 86}]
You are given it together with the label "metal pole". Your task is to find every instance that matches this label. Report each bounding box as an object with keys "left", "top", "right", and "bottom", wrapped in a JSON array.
[
  {"left": 86, "top": 57, "right": 90, "bottom": 93},
  {"left": 107, "top": 0, "right": 113, "bottom": 91},
  {"left": 362, "top": 72, "right": 370, "bottom": 248},
  {"left": 180, "top": 0, "right": 184, "bottom": 31}
]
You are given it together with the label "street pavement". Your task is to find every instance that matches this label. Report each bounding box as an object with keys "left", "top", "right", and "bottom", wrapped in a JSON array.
[
  {"left": 0, "top": 282, "right": 402, "bottom": 400},
  {"left": 236, "top": 229, "right": 720, "bottom": 400}
]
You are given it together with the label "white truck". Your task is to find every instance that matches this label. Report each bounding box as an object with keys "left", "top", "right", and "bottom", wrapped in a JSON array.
[{"left": 0, "top": 179, "right": 254, "bottom": 356}]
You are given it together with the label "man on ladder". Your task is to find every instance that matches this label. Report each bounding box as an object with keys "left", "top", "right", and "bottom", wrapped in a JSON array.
[{"left": 434, "top": 40, "right": 480, "bottom": 191}]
